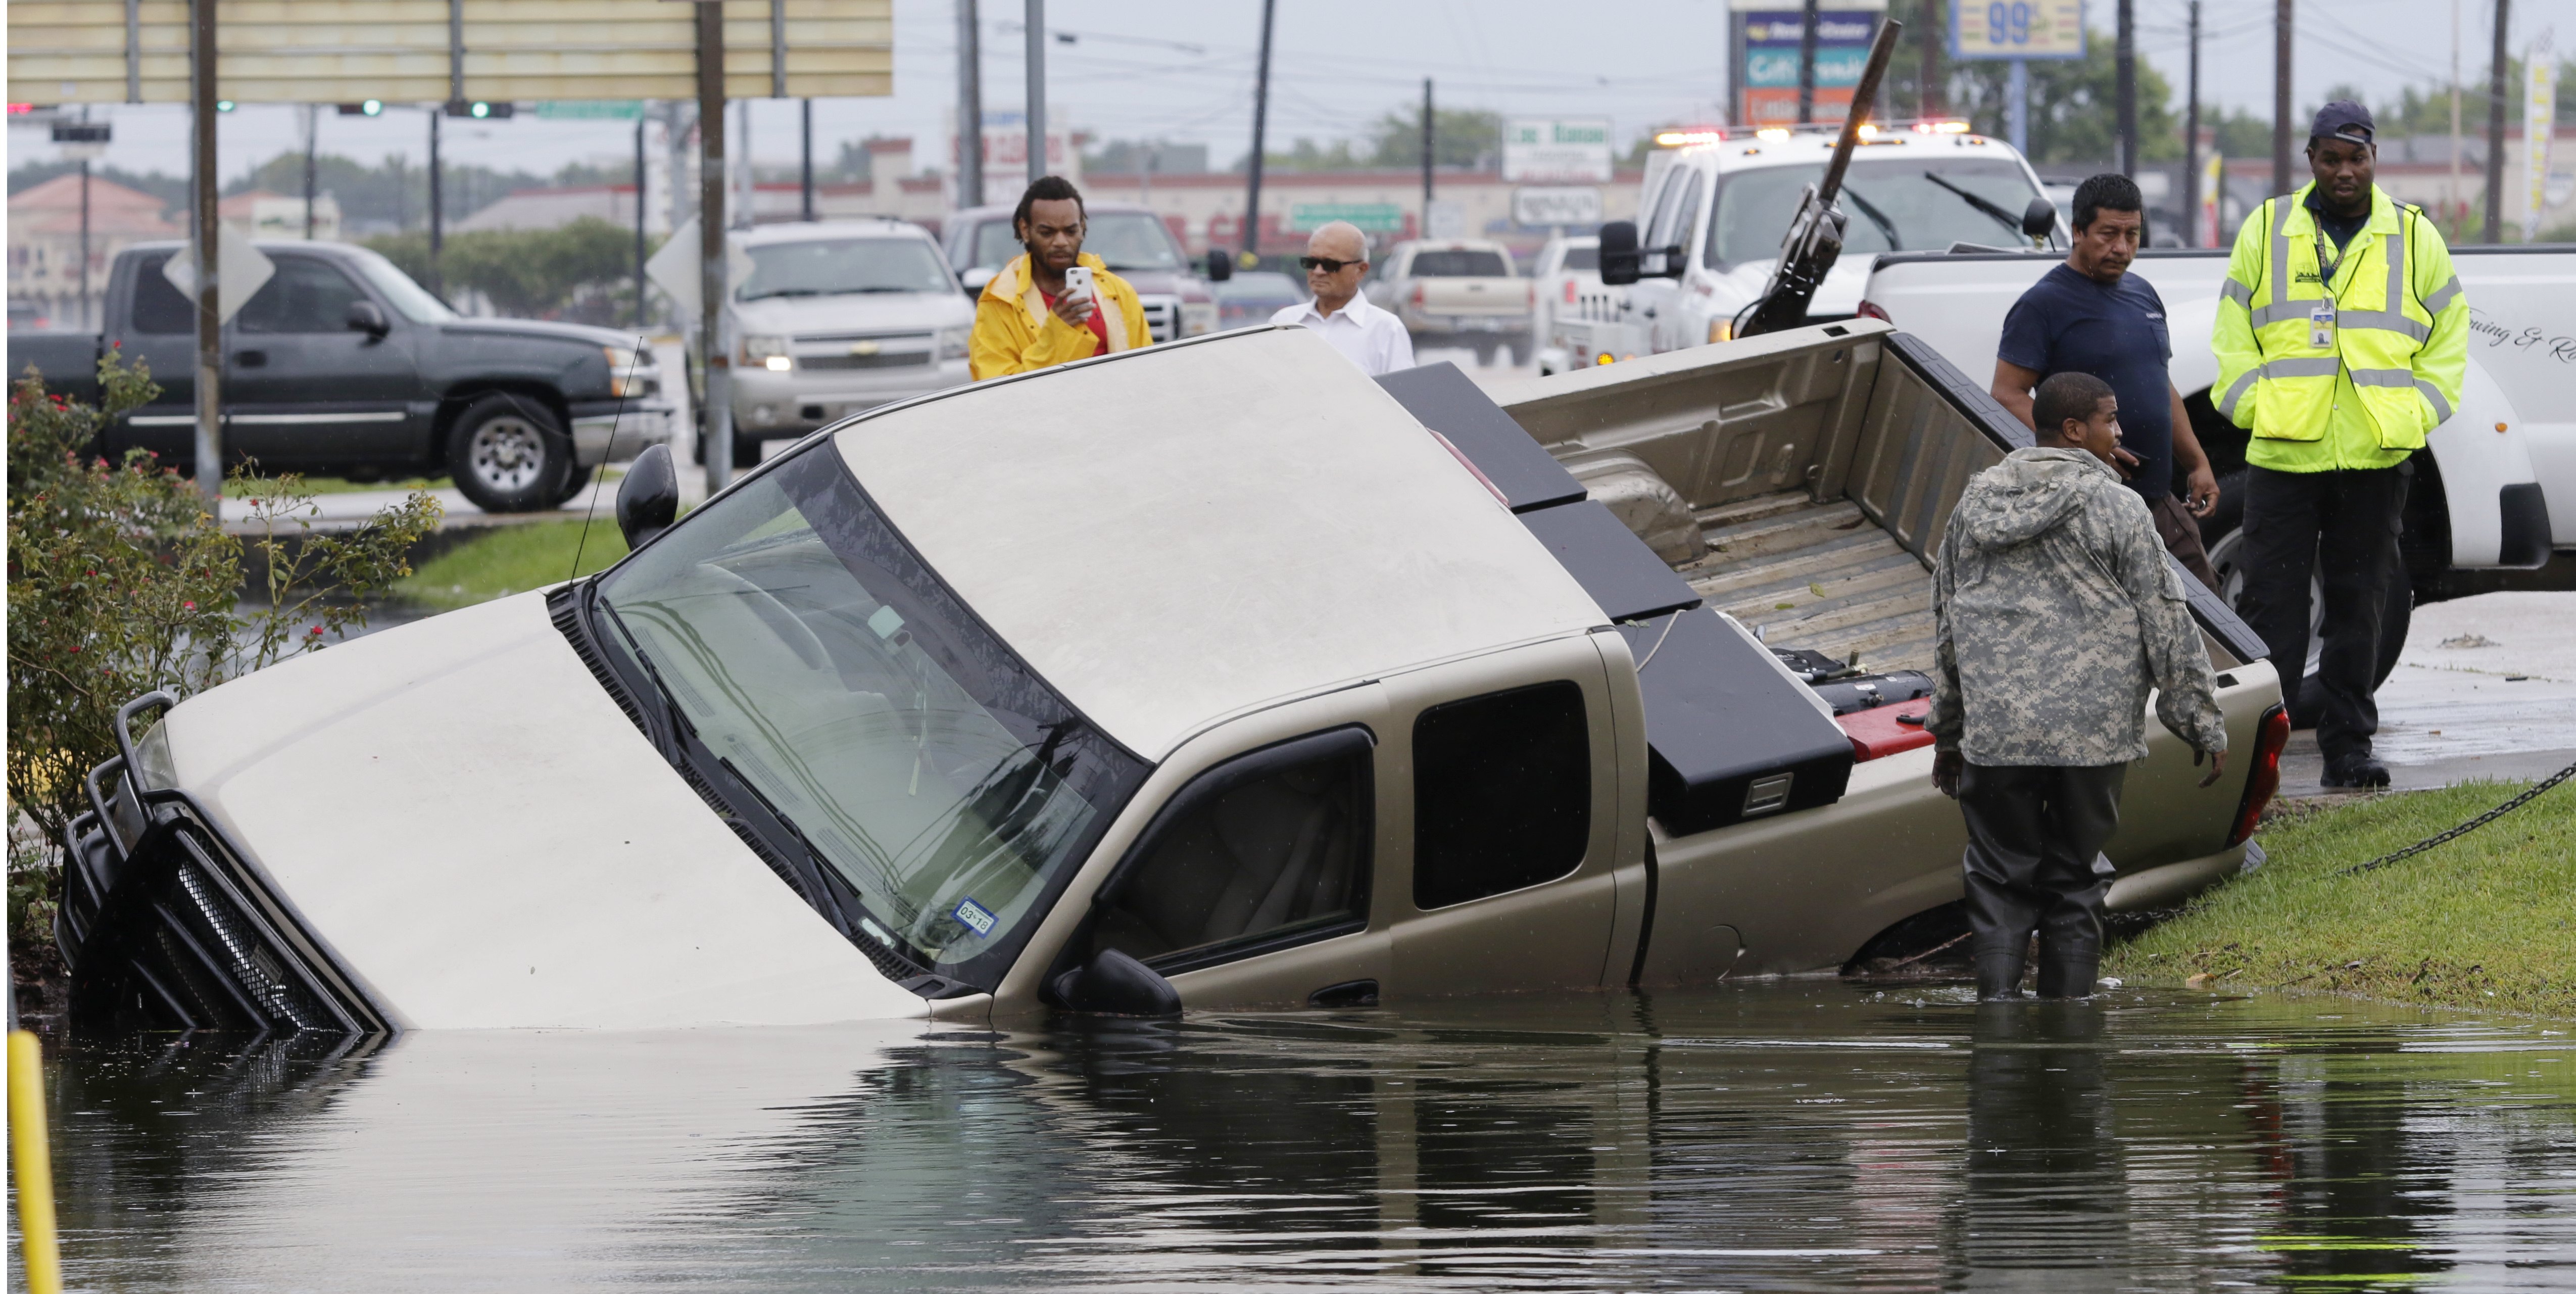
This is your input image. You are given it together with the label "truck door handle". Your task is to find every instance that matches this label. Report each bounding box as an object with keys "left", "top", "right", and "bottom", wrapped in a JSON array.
[
  {"left": 1641, "top": 308, "right": 1657, "bottom": 319},
  {"left": 234, "top": 350, "right": 267, "bottom": 368}
]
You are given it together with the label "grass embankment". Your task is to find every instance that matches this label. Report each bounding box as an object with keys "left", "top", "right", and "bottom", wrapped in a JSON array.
[
  {"left": 2109, "top": 781, "right": 2576, "bottom": 1019},
  {"left": 396, "top": 518, "right": 627, "bottom": 610}
]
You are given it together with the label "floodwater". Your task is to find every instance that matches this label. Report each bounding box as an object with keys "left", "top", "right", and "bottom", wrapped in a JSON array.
[{"left": 18, "top": 983, "right": 2576, "bottom": 1291}]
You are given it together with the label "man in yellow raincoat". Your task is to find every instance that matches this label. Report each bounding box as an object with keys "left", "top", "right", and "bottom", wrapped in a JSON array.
[{"left": 969, "top": 176, "right": 1152, "bottom": 380}]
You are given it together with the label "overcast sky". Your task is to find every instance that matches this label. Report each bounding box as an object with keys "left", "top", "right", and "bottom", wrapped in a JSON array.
[{"left": 11, "top": 0, "right": 2571, "bottom": 186}]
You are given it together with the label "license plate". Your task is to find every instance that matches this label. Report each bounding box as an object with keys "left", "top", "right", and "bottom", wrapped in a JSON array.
[{"left": 1465, "top": 317, "right": 1501, "bottom": 332}]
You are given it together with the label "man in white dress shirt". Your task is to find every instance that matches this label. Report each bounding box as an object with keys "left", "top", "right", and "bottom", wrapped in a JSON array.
[{"left": 1272, "top": 221, "right": 1416, "bottom": 376}]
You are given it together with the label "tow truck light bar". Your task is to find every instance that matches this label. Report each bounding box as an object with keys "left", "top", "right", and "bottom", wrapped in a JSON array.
[{"left": 1653, "top": 127, "right": 1727, "bottom": 148}]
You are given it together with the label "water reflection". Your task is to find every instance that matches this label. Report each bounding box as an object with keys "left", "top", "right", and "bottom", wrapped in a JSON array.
[{"left": 28, "top": 985, "right": 2576, "bottom": 1290}]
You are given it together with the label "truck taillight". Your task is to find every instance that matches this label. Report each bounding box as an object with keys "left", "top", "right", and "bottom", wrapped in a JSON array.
[
  {"left": 2226, "top": 703, "right": 2292, "bottom": 847},
  {"left": 1564, "top": 280, "right": 1576, "bottom": 304},
  {"left": 1525, "top": 281, "right": 1534, "bottom": 307},
  {"left": 1856, "top": 300, "right": 1892, "bottom": 322},
  {"left": 1412, "top": 283, "right": 1425, "bottom": 308}
]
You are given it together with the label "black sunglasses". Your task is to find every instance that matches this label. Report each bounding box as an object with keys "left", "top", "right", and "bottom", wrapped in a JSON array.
[{"left": 1298, "top": 256, "right": 1364, "bottom": 273}]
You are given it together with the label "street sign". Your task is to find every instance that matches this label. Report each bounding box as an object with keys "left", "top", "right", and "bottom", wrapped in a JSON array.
[
  {"left": 1289, "top": 203, "right": 1404, "bottom": 233},
  {"left": 647, "top": 217, "right": 703, "bottom": 323},
  {"left": 1948, "top": 0, "right": 2087, "bottom": 60},
  {"left": 1503, "top": 118, "right": 1614, "bottom": 183},
  {"left": 1737, "top": 9, "right": 1883, "bottom": 125},
  {"left": 536, "top": 101, "right": 645, "bottom": 120},
  {"left": 158, "top": 227, "right": 275, "bottom": 325},
  {"left": 1513, "top": 187, "right": 1603, "bottom": 227}
]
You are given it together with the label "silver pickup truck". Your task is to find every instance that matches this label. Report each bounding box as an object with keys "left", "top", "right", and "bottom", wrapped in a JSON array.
[{"left": 56, "top": 321, "right": 2288, "bottom": 1033}]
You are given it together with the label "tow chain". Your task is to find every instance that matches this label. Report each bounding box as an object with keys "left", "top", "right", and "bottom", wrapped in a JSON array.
[{"left": 2332, "top": 757, "right": 2576, "bottom": 878}]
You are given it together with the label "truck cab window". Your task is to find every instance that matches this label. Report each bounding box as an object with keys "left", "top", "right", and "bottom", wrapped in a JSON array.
[
  {"left": 237, "top": 259, "right": 368, "bottom": 335},
  {"left": 1088, "top": 728, "right": 1373, "bottom": 973},
  {"left": 1413, "top": 681, "right": 1590, "bottom": 909},
  {"left": 129, "top": 254, "right": 195, "bottom": 335}
]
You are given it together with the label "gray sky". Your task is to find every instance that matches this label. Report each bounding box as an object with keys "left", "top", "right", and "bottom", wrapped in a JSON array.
[{"left": 10, "top": 0, "right": 2570, "bottom": 185}]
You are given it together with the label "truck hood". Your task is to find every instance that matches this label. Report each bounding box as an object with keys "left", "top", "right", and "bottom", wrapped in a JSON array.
[
  {"left": 155, "top": 593, "right": 927, "bottom": 1030},
  {"left": 730, "top": 291, "right": 973, "bottom": 336},
  {"left": 1094, "top": 267, "right": 1205, "bottom": 301},
  {"left": 1713, "top": 257, "right": 1871, "bottom": 317},
  {"left": 435, "top": 317, "right": 637, "bottom": 349}
]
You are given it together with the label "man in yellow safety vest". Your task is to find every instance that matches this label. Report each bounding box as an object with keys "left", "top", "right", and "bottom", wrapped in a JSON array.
[{"left": 2211, "top": 101, "right": 2468, "bottom": 789}]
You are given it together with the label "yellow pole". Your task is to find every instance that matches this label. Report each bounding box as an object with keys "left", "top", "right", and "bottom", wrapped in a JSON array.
[{"left": 9, "top": 1030, "right": 64, "bottom": 1294}]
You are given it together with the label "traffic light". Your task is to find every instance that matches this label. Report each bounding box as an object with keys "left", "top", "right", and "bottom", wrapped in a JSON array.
[
  {"left": 337, "top": 100, "right": 385, "bottom": 116},
  {"left": 443, "top": 100, "right": 514, "bottom": 119},
  {"left": 216, "top": 100, "right": 236, "bottom": 112}
]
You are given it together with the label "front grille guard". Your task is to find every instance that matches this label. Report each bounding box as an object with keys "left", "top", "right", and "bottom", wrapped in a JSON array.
[{"left": 55, "top": 692, "right": 391, "bottom": 1037}]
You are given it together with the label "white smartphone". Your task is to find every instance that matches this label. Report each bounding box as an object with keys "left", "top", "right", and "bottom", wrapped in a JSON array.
[{"left": 1061, "top": 265, "right": 1095, "bottom": 300}]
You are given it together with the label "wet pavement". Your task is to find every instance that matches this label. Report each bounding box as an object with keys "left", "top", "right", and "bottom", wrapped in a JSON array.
[
  {"left": 19, "top": 983, "right": 2576, "bottom": 1290},
  {"left": 2282, "top": 591, "right": 2576, "bottom": 797}
]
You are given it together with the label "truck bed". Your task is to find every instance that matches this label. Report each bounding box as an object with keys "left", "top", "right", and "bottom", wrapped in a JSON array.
[{"left": 1679, "top": 492, "right": 1936, "bottom": 674}]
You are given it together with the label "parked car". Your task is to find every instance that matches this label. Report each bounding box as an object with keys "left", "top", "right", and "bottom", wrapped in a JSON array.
[
  {"left": 724, "top": 219, "right": 975, "bottom": 467},
  {"left": 5, "top": 241, "right": 670, "bottom": 511},
  {"left": 1377, "top": 238, "right": 1532, "bottom": 365},
  {"left": 59, "top": 319, "right": 2288, "bottom": 1035},
  {"left": 1543, "top": 121, "right": 2061, "bottom": 370},
  {"left": 941, "top": 201, "right": 1219, "bottom": 343},
  {"left": 1213, "top": 271, "right": 1307, "bottom": 328},
  {"left": 1529, "top": 234, "right": 1609, "bottom": 371}
]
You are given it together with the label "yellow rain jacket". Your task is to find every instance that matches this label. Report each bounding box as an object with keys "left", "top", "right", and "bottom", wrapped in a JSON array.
[
  {"left": 968, "top": 251, "right": 1152, "bottom": 380},
  {"left": 2211, "top": 182, "right": 2468, "bottom": 472}
]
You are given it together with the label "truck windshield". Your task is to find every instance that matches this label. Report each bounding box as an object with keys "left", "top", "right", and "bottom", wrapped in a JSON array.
[
  {"left": 346, "top": 249, "right": 459, "bottom": 322},
  {"left": 965, "top": 213, "right": 1183, "bottom": 273},
  {"left": 591, "top": 445, "right": 1145, "bottom": 988},
  {"left": 1413, "top": 250, "right": 1512, "bottom": 277},
  {"left": 739, "top": 238, "right": 955, "bottom": 300},
  {"left": 1705, "top": 157, "right": 2045, "bottom": 268}
]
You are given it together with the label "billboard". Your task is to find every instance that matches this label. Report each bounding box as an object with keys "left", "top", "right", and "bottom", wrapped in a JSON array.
[
  {"left": 1503, "top": 117, "right": 1615, "bottom": 183},
  {"left": 1734, "top": 8, "right": 1884, "bottom": 126},
  {"left": 1949, "top": 0, "right": 2087, "bottom": 61}
]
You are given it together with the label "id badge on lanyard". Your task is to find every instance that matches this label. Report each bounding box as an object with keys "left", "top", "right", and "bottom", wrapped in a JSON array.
[{"left": 2309, "top": 302, "right": 2336, "bottom": 349}]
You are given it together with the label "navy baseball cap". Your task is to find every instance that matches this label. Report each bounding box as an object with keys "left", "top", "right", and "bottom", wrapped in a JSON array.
[{"left": 2310, "top": 100, "right": 2374, "bottom": 147}]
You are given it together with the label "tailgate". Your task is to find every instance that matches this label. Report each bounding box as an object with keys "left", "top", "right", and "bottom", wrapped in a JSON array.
[{"left": 1420, "top": 279, "right": 1527, "bottom": 316}]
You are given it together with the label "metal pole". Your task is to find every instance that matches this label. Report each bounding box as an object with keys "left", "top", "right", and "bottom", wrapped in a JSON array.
[
  {"left": 191, "top": 0, "right": 221, "bottom": 499},
  {"left": 428, "top": 109, "right": 444, "bottom": 295},
  {"left": 1920, "top": 0, "right": 1942, "bottom": 117},
  {"left": 1797, "top": 0, "right": 1820, "bottom": 124},
  {"left": 1422, "top": 77, "right": 1434, "bottom": 208},
  {"left": 2184, "top": 0, "right": 2201, "bottom": 246},
  {"left": 303, "top": 104, "right": 318, "bottom": 238},
  {"left": 699, "top": 0, "right": 733, "bottom": 490},
  {"left": 2450, "top": 0, "right": 2463, "bottom": 233},
  {"left": 79, "top": 157, "right": 91, "bottom": 327},
  {"left": 636, "top": 108, "right": 649, "bottom": 327},
  {"left": 737, "top": 98, "right": 753, "bottom": 228},
  {"left": 2008, "top": 59, "right": 2028, "bottom": 154},
  {"left": 957, "top": 0, "right": 983, "bottom": 208},
  {"left": 125, "top": 0, "right": 142, "bottom": 102},
  {"left": 1243, "top": 0, "right": 1275, "bottom": 262},
  {"left": 2116, "top": 0, "right": 2137, "bottom": 176},
  {"left": 2485, "top": 0, "right": 2509, "bottom": 243},
  {"left": 1025, "top": 0, "right": 1047, "bottom": 185},
  {"left": 800, "top": 99, "right": 814, "bottom": 221},
  {"left": 2273, "top": 0, "right": 2293, "bottom": 197}
]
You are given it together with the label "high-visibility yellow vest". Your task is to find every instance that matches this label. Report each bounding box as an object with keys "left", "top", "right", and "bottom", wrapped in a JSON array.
[{"left": 2211, "top": 183, "right": 2468, "bottom": 473}]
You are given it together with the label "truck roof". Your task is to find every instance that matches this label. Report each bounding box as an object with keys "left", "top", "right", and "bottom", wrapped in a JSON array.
[{"left": 827, "top": 326, "right": 1609, "bottom": 760}]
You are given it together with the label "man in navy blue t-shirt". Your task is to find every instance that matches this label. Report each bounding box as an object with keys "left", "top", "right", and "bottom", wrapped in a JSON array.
[{"left": 1990, "top": 174, "right": 2222, "bottom": 590}]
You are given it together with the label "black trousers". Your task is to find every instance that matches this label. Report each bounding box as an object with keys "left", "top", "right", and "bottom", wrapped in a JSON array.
[
  {"left": 1959, "top": 763, "right": 2127, "bottom": 961},
  {"left": 2235, "top": 462, "right": 2409, "bottom": 763}
]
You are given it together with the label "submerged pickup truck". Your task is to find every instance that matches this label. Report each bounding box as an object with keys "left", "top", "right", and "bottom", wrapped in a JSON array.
[
  {"left": 57, "top": 320, "right": 2288, "bottom": 1034},
  {"left": 6, "top": 241, "right": 670, "bottom": 511}
]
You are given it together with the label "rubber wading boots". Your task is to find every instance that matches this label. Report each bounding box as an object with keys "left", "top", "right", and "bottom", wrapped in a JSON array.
[
  {"left": 1976, "top": 951, "right": 2028, "bottom": 1001},
  {"left": 2036, "top": 953, "right": 2101, "bottom": 999}
]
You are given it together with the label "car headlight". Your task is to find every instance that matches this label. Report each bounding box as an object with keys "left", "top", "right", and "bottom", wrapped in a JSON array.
[
  {"left": 936, "top": 327, "right": 969, "bottom": 362},
  {"left": 602, "top": 345, "right": 652, "bottom": 396},
  {"left": 740, "top": 335, "right": 791, "bottom": 370}
]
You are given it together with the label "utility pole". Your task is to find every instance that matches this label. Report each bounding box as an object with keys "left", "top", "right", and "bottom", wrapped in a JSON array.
[
  {"left": 427, "top": 109, "right": 444, "bottom": 295},
  {"left": 2485, "top": 0, "right": 2509, "bottom": 244},
  {"left": 303, "top": 104, "right": 319, "bottom": 238},
  {"left": 2184, "top": 0, "right": 2201, "bottom": 246},
  {"left": 1797, "top": 0, "right": 1820, "bottom": 124},
  {"left": 1026, "top": 0, "right": 1047, "bottom": 186},
  {"left": 800, "top": 100, "right": 814, "bottom": 221},
  {"left": 1422, "top": 78, "right": 1434, "bottom": 209},
  {"left": 1243, "top": 0, "right": 1276, "bottom": 265},
  {"left": 2116, "top": 0, "right": 2137, "bottom": 176},
  {"left": 2450, "top": 0, "right": 2463, "bottom": 235},
  {"left": 635, "top": 108, "right": 650, "bottom": 328},
  {"left": 956, "top": 0, "right": 983, "bottom": 208},
  {"left": 1920, "top": 0, "right": 1943, "bottom": 118},
  {"left": 191, "top": 0, "right": 221, "bottom": 499},
  {"left": 2273, "top": 0, "right": 2293, "bottom": 197},
  {"left": 699, "top": 0, "right": 734, "bottom": 490}
]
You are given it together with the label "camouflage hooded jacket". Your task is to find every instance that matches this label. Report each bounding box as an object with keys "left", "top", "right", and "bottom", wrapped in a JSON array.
[{"left": 1926, "top": 447, "right": 2228, "bottom": 766}]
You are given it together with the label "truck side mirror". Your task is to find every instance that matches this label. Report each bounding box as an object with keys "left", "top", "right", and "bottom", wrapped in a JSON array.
[
  {"left": 2021, "top": 197, "right": 2057, "bottom": 241},
  {"left": 346, "top": 299, "right": 389, "bottom": 339},
  {"left": 1204, "top": 249, "right": 1234, "bottom": 283},
  {"left": 1598, "top": 220, "right": 1642, "bottom": 285},
  {"left": 615, "top": 443, "right": 678, "bottom": 551},
  {"left": 1051, "top": 946, "right": 1181, "bottom": 1017}
]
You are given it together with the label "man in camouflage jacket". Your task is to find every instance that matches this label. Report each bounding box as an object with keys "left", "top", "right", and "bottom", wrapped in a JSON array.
[{"left": 1927, "top": 371, "right": 2230, "bottom": 1001}]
